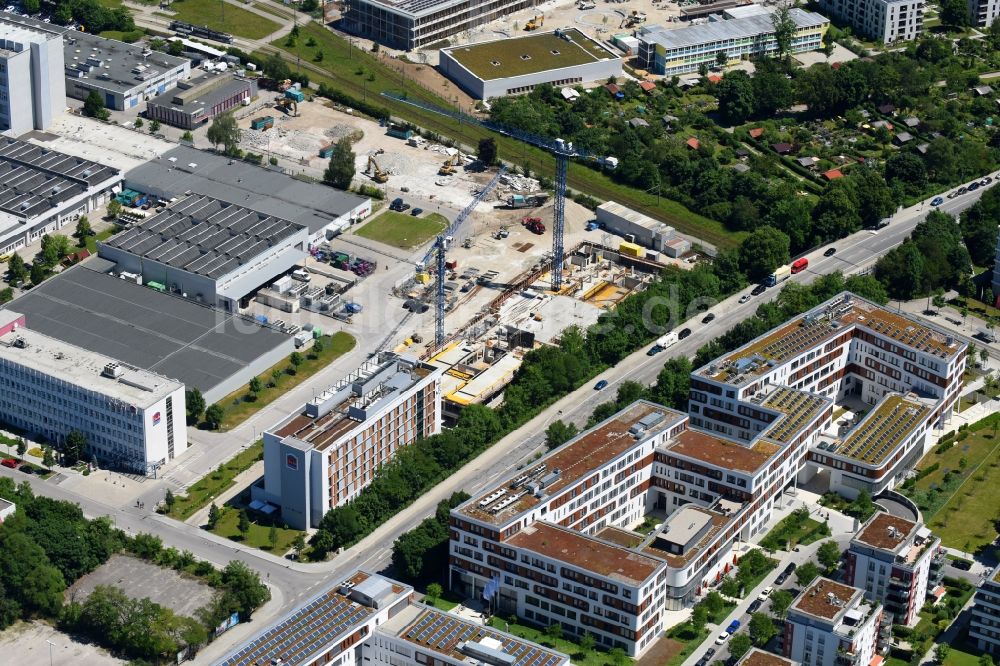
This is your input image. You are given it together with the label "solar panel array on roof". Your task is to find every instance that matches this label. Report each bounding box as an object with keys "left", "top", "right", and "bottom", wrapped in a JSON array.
[
  {"left": 763, "top": 388, "right": 827, "bottom": 443},
  {"left": 839, "top": 397, "right": 928, "bottom": 465},
  {"left": 402, "top": 610, "right": 563, "bottom": 666}
]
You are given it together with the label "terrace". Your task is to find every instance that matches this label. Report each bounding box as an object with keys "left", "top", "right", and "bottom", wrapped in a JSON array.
[{"left": 832, "top": 394, "right": 930, "bottom": 466}]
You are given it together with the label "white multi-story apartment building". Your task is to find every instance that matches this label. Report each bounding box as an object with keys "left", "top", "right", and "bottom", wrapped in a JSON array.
[
  {"left": 846, "top": 511, "right": 943, "bottom": 626},
  {"left": 0, "top": 311, "right": 187, "bottom": 475},
  {"left": 255, "top": 352, "right": 443, "bottom": 530},
  {"left": 691, "top": 292, "right": 965, "bottom": 499},
  {"left": 815, "top": 0, "right": 923, "bottom": 43},
  {"left": 968, "top": 0, "right": 1000, "bottom": 27},
  {"left": 0, "top": 12, "right": 64, "bottom": 136},
  {"left": 784, "top": 578, "right": 883, "bottom": 666},
  {"left": 970, "top": 564, "right": 1000, "bottom": 657}
]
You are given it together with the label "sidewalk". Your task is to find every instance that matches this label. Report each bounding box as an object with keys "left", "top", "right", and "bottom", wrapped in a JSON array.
[{"left": 185, "top": 460, "right": 266, "bottom": 527}]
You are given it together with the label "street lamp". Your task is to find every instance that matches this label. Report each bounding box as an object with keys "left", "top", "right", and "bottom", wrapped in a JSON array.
[{"left": 46, "top": 639, "right": 56, "bottom": 666}]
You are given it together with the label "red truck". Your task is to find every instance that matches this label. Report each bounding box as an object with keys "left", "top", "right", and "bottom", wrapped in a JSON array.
[
  {"left": 791, "top": 257, "right": 809, "bottom": 274},
  {"left": 522, "top": 217, "right": 546, "bottom": 234}
]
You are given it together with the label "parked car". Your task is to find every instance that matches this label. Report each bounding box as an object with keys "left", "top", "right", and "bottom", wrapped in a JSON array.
[
  {"left": 930, "top": 196, "right": 944, "bottom": 206},
  {"left": 19, "top": 464, "right": 33, "bottom": 474},
  {"left": 411, "top": 207, "right": 423, "bottom": 216},
  {"left": 678, "top": 328, "right": 692, "bottom": 340},
  {"left": 947, "top": 191, "right": 958, "bottom": 199},
  {"left": 594, "top": 379, "right": 608, "bottom": 391},
  {"left": 751, "top": 284, "right": 766, "bottom": 296},
  {"left": 748, "top": 599, "right": 762, "bottom": 613},
  {"left": 705, "top": 648, "right": 716, "bottom": 660},
  {"left": 758, "top": 586, "right": 773, "bottom": 601},
  {"left": 715, "top": 631, "right": 730, "bottom": 645},
  {"left": 0, "top": 458, "right": 17, "bottom": 468},
  {"left": 739, "top": 294, "right": 752, "bottom": 304},
  {"left": 702, "top": 312, "right": 716, "bottom": 324},
  {"left": 824, "top": 247, "right": 837, "bottom": 257},
  {"left": 726, "top": 619, "right": 741, "bottom": 634},
  {"left": 390, "top": 197, "right": 405, "bottom": 211},
  {"left": 776, "top": 571, "right": 789, "bottom": 584}
]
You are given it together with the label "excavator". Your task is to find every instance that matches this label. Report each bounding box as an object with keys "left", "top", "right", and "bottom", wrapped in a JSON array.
[
  {"left": 276, "top": 97, "right": 298, "bottom": 116},
  {"left": 524, "top": 14, "right": 543, "bottom": 30},
  {"left": 366, "top": 155, "right": 389, "bottom": 183},
  {"left": 438, "top": 156, "right": 456, "bottom": 176}
]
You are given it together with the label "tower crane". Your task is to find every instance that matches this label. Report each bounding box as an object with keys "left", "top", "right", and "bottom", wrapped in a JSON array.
[
  {"left": 420, "top": 166, "right": 507, "bottom": 348},
  {"left": 383, "top": 92, "right": 584, "bottom": 291}
]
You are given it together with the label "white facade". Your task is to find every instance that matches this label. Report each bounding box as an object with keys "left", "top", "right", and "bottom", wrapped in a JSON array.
[
  {"left": 257, "top": 353, "right": 443, "bottom": 529},
  {"left": 0, "top": 14, "right": 64, "bottom": 136},
  {"left": 971, "top": 566, "right": 1000, "bottom": 657},
  {"left": 0, "top": 314, "right": 187, "bottom": 475},
  {"left": 815, "top": 0, "right": 924, "bottom": 43},
  {"left": 785, "top": 579, "right": 882, "bottom": 666},
  {"left": 595, "top": 201, "right": 682, "bottom": 253}
]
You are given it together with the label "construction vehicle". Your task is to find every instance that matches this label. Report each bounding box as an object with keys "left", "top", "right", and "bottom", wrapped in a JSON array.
[
  {"left": 524, "top": 14, "right": 543, "bottom": 30},
  {"left": 276, "top": 97, "right": 298, "bottom": 116},
  {"left": 522, "top": 217, "right": 545, "bottom": 234},
  {"left": 493, "top": 227, "right": 510, "bottom": 239},
  {"left": 438, "top": 157, "right": 456, "bottom": 176},
  {"left": 578, "top": 1, "right": 595, "bottom": 8},
  {"left": 507, "top": 193, "right": 550, "bottom": 209},
  {"left": 366, "top": 155, "right": 389, "bottom": 183}
]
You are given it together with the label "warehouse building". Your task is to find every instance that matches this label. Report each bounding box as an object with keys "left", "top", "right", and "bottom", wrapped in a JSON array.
[
  {"left": 0, "top": 137, "right": 120, "bottom": 257},
  {"left": 63, "top": 31, "right": 191, "bottom": 111},
  {"left": 342, "top": 0, "right": 535, "bottom": 51},
  {"left": 0, "top": 310, "right": 187, "bottom": 476},
  {"left": 125, "top": 145, "right": 371, "bottom": 242},
  {"left": 98, "top": 194, "right": 309, "bottom": 312},
  {"left": 636, "top": 7, "right": 828, "bottom": 75},
  {"left": 816, "top": 0, "right": 922, "bottom": 42},
  {"left": 439, "top": 29, "right": 622, "bottom": 100},
  {"left": 0, "top": 12, "right": 64, "bottom": 136},
  {"left": 594, "top": 201, "right": 691, "bottom": 257},
  {"left": 146, "top": 71, "right": 254, "bottom": 129},
  {"left": 7, "top": 264, "right": 294, "bottom": 403},
  {"left": 256, "top": 352, "right": 443, "bottom": 529}
]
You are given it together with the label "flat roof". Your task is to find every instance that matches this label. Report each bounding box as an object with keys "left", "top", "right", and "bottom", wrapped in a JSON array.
[
  {"left": 854, "top": 511, "right": 918, "bottom": 552},
  {"left": 506, "top": 522, "right": 663, "bottom": 586},
  {"left": 460, "top": 401, "right": 686, "bottom": 525},
  {"left": 595, "top": 526, "right": 646, "bottom": 548},
  {"left": 217, "top": 572, "right": 408, "bottom": 666},
  {"left": 662, "top": 429, "right": 780, "bottom": 474},
  {"left": 835, "top": 394, "right": 930, "bottom": 466},
  {"left": 0, "top": 137, "right": 119, "bottom": 220},
  {"left": 147, "top": 72, "right": 250, "bottom": 116},
  {"left": 596, "top": 201, "right": 673, "bottom": 234},
  {"left": 0, "top": 325, "right": 179, "bottom": 406},
  {"left": 102, "top": 194, "right": 305, "bottom": 280},
  {"left": 443, "top": 29, "right": 618, "bottom": 80},
  {"left": 760, "top": 387, "right": 829, "bottom": 443},
  {"left": 638, "top": 8, "right": 827, "bottom": 51},
  {"left": 738, "top": 648, "right": 797, "bottom": 666},
  {"left": 701, "top": 293, "right": 964, "bottom": 385},
  {"left": 4, "top": 265, "right": 291, "bottom": 393},
  {"left": 392, "top": 606, "right": 568, "bottom": 666},
  {"left": 63, "top": 30, "right": 189, "bottom": 95},
  {"left": 643, "top": 503, "right": 733, "bottom": 568},
  {"left": 791, "top": 578, "right": 860, "bottom": 621},
  {"left": 0, "top": 12, "right": 61, "bottom": 55},
  {"left": 125, "top": 146, "right": 369, "bottom": 236}
]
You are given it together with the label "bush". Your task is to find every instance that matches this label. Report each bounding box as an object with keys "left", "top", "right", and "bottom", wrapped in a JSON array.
[
  {"left": 316, "top": 83, "right": 390, "bottom": 121},
  {"left": 355, "top": 184, "right": 386, "bottom": 200}
]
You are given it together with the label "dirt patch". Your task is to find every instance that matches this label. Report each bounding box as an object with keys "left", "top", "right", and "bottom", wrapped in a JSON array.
[
  {"left": 636, "top": 635, "right": 685, "bottom": 666},
  {"left": 0, "top": 621, "right": 125, "bottom": 666}
]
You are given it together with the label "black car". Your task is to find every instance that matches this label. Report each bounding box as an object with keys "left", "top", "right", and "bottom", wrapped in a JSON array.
[
  {"left": 751, "top": 284, "right": 767, "bottom": 296},
  {"left": 647, "top": 345, "right": 664, "bottom": 356},
  {"left": 702, "top": 312, "right": 716, "bottom": 324},
  {"left": 958, "top": 186, "right": 969, "bottom": 195},
  {"left": 705, "top": 648, "right": 716, "bottom": 659},
  {"left": 969, "top": 182, "right": 981, "bottom": 192},
  {"left": 678, "top": 328, "right": 692, "bottom": 340},
  {"left": 784, "top": 562, "right": 797, "bottom": 574},
  {"left": 823, "top": 247, "right": 837, "bottom": 257},
  {"left": 775, "top": 571, "right": 789, "bottom": 585},
  {"left": 748, "top": 599, "right": 762, "bottom": 613}
]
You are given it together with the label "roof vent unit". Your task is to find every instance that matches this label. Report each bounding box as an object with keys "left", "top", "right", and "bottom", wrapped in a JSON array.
[
  {"left": 337, "top": 580, "right": 356, "bottom": 595},
  {"left": 12, "top": 336, "right": 28, "bottom": 349},
  {"left": 538, "top": 469, "right": 560, "bottom": 489},
  {"left": 102, "top": 362, "right": 124, "bottom": 379}
]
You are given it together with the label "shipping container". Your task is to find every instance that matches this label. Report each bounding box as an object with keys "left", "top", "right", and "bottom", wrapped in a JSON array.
[
  {"left": 285, "top": 89, "right": 304, "bottom": 103},
  {"left": 619, "top": 241, "right": 643, "bottom": 257},
  {"left": 250, "top": 116, "right": 274, "bottom": 131}
]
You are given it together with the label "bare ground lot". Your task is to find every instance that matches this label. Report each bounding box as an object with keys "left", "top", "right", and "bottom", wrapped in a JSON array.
[
  {"left": 0, "top": 621, "right": 124, "bottom": 666},
  {"left": 66, "top": 554, "right": 216, "bottom": 618}
]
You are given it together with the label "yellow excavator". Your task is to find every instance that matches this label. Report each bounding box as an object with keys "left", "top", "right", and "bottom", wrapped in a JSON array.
[
  {"left": 524, "top": 14, "right": 543, "bottom": 30},
  {"left": 367, "top": 155, "right": 389, "bottom": 183},
  {"left": 438, "top": 156, "right": 456, "bottom": 175}
]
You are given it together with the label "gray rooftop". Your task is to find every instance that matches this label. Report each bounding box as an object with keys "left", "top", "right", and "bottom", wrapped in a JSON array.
[
  {"left": 146, "top": 71, "right": 251, "bottom": 117},
  {"left": 0, "top": 137, "right": 120, "bottom": 220},
  {"left": 4, "top": 265, "right": 291, "bottom": 393},
  {"left": 63, "top": 30, "right": 190, "bottom": 95},
  {"left": 125, "top": 146, "right": 370, "bottom": 235},
  {"left": 0, "top": 11, "right": 62, "bottom": 56},
  {"left": 102, "top": 194, "right": 306, "bottom": 279},
  {"left": 637, "top": 8, "right": 828, "bottom": 51}
]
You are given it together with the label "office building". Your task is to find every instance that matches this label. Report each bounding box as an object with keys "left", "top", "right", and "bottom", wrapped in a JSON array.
[
  {"left": 342, "top": 0, "right": 534, "bottom": 51},
  {"left": 636, "top": 8, "right": 828, "bottom": 76},
  {"left": 845, "top": 511, "right": 943, "bottom": 626},
  {"left": 969, "top": 0, "right": 1000, "bottom": 27},
  {"left": 145, "top": 71, "right": 254, "bottom": 129},
  {"left": 0, "top": 12, "right": 64, "bottom": 136},
  {"left": 63, "top": 30, "right": 190, "bottom": 111},
  {"left": 0, "top": 137, "right": 120, "bottom": 257},
  {"left": 690, "top": 292, "right": 966, "bottom": 499},
  {"left": 98, "top": 194, "right": 309, "bottom": 312},
  {"left": 0, "top": 310, "right": 187, "bottom": 475},
  {"left": 439, "top": 29, "right": 622, "bottom": 100},
  {"left": 970, "top": 564, "right": 1000, "bottom": 657},
  {"left": 784, "top": 578, "right": 882, "bottom": 666},
  {"left": 815, "top": 0, "right": 923, "bottom": 43},
  {"left": 256, "top": 352, "right": 443, "bottom": 529}
]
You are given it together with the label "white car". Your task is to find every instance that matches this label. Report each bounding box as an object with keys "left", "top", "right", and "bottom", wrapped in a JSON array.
[
  {"left": 757, "top": 586, "right": 773, "bottom": 601},
  {"left": 715, "top": 631, "right": 730, "bottom": 645},
  {"left": 739, "top": 294, "right": 752, "bottom": 304}
]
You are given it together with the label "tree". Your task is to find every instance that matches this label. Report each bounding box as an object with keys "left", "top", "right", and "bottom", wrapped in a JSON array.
[
  {"left": 817, "top": 540, "right": 842, "bottom": 571},
  {"left": 268, "top": 524, "right": 278, "bottom": 550},
  {"left": 702, "top": 590, "right": 725, "bottom": 616},
  {"left": 30, "top": 262, "right": 48, "bottom": 285},
  {"left": 579, "top": 633, "right": 596, "bottom": 652},
  {"left": 22, "top": 0, "right": 40, "bottom": 12},
  {"left": 690, "top": 604, "right": 708, "bottom": 632},
  {"left": 164, "top": 489, "right": 176, "bottom": 511},
  {"left": 771, "top": 6, "right": 796, "bottom": 61},
  {"left": 323, "top": 137, "right": 356, "bottom": 190},
  {"left": 545, "top": 420, "right": 578, "bottom": 450},
  {"left": 752, "top": 64, "right": 793, "bottom": 117},
  {"left": 134, "top": 117, "right": 143, "bottom": 129},
  {"left": 716, "top": 70, "right": 755, "bottom": 124},
  {"left": 237, "top": 509, "right": 251, "bottom": 540},
  {"left": 74, "top": 217, "right": 94, "bottom": 242},
  {"left": 478, "top": 137, "right": 498, "bottom": 166},
  {"left": 168, "top": 39, "right": 185, "bottom": 57},
  {"left": 0, "top": 288, "right": 11, "bottom": 305},
  {"left": 63, "top": 430, "right": 86, "bottom": 465},
  {"left": 291, "top": 533, "right": 306, "bottom": 558},
  {"left": 6, "top": 253, "right": 27, "bottom": 285},
  {"left": 207, "top": 503, "right": 221, "bottom": 529},
  {"left": 544, "top": 623, "right": 563, "bottom": 642},
  {"left": 850, "top": 489, "right": 875, "bottom": 519},
  {"left": 884, "top": 152, "right": 927, "bottom": 192},
  {"left": 206, "top": 113, "right": 240, "bottom": 154},
  {"left": 204, "top": 404, "right": 225, "bottom": 430},
  {"left": 263, "top": 52, "right": 291, "bottom": 80},
  {"left": 42, "top": 447, "right": 55, "bottom": 468},
  {"left": 290, "top": 351, "right": 304, "bottom": 367},
  {"left": 729, "top": 633, "right": 752, "bottom": 660},
  {"left": 940, "top": 0, "right": 970, "bottom": 27},
  {"left": 270, "top": 368, "right": 283, "bottom": 387},
  {"left": 934, "top": 644, "right": 951, "bottom": 664},
  {"left": 248, "top": 376, "right": 263, "bottom": 397},
  {"left": 40, "top": 234, "right": 71, "bottom": 266},
  {"left": 220, "top": 560, "right": 271, "bottom": 619},
  {"left": 425, "top": 582, "right": 443, "bottom": 603},
  {"left": 106, "top": 199, "right": 122, "bottom": 220},
  {"left": 770, "top": 589, "right": 793, "bottom": 619},
  {"left": 149, "top": 119, "right": 161, "bottom": 133},
  {"left": 979, "top": 654, "right": 995, "bottom": 666},
  {"left": 795, "top": 561, "right": 821, "bottom": 586},
  {"left": 748, "top": 612, "right": 777, "bottom": 646},
  {"left": 185, "top": 388, "right": 205, "bottom": 425},
  {"left": 716, "top": 51, "right": 728, "bottom": 68},
  {"left": 739, "top": 226, "right": 790, "bottom": 282},
  {"left": 83, "top": 90, "right": 109, "bottom": 120},
  {"left": 180, "top": 129, "right": 193, "bottom": 142},
  {"left": 15, "top": 439, "right": 26, "bottom": 458},
  {"left": 608, "top": 647, "right": 628, "bottom": 666}
]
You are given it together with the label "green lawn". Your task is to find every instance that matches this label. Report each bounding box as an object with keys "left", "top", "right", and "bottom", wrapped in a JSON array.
[
  {"left": 100, "top": 29, "right": 146, "bottom": 43},
  {"left": 213, "top": 333, "right": 355, "bottom": 431},
  {"left": 487, "top": 617, "right": 629, "bottom": 666},
  {"left": 423, "top": 595, "right": 460, "bottom": 611},
  {"left": 253, "top": 1, "right": 289, "bottom": 18},
  {"left": 168, "top": 0, "right": 281, "bottom": 39},
  {"left": 355, "top": 211, "right": 447, "bottom": 249},
  {"left": 760, "top": 513, "right": 829, "bottom": 551},
  {"left": 663, "top": 600, "right": 738, "bottom": 666},
  {"left": 209, "top": 505, "right": 302, "bottom": 553},
  {"left": 166, "top": 441, "right": 263, "bottom": 520},
  {"left": 77, "top": 226, "right": 121, "bottom": 255}
]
